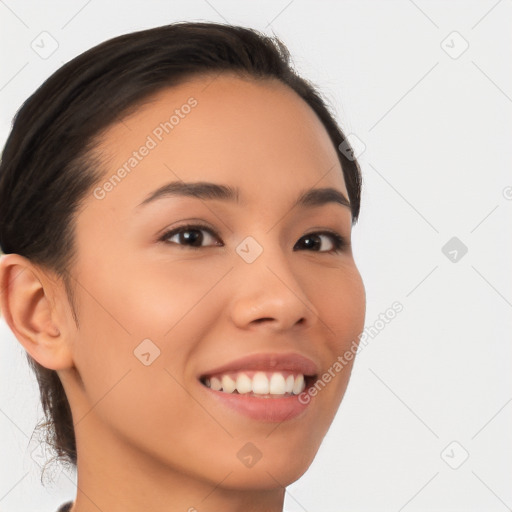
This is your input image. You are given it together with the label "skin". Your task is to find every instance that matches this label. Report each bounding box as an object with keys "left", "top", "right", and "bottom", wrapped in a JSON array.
[{"left": 0, "top": 73, "right": 366, "bottom": 512}]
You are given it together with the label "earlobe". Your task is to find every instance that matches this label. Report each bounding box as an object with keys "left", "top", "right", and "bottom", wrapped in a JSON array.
[{"left": 0, "top": 253, "right": 72, "bottom": 370}]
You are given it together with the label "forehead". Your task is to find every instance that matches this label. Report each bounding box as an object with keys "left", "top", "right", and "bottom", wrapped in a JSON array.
[{"left": 88, "top": 73, "right": 348, "bottom": 214}]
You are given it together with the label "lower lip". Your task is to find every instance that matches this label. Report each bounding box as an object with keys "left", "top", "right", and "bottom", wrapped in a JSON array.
[{"left": 199, "top": 382, "right": 313, "bottom": 422}]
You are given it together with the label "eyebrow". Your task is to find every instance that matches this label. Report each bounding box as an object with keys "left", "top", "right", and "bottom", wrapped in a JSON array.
[{"left": 135, "top": 181, "right": 352, "bottom": 212}]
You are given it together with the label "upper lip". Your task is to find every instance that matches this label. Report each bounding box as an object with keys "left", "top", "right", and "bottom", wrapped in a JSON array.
[{"left": 198, "top": 352, "right": 320, "bottom": 378}]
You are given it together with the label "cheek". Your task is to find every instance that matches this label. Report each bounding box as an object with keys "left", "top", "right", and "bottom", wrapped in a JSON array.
[
  {"left": 69, "top": 256, "right": 225, "bottom": 424},
  {"left": 69, "top": 283, "right": 209, "bottom": 462},
  {"left": 121, "top": 255, "right": 232, "bottom": 338},
  {"left": 317, "top": 264, "right": 366, "bottom": 350},
  {"left": 75, "top": 247, "right": 225, "bottom": 343},
  {"left": 311, "top": 265, "right": 366, "bottom": 405}
]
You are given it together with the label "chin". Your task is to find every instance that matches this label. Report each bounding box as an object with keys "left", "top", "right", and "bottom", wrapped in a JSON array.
[{"left": 209, "top": 445, "right": 318, "bottom": 490}]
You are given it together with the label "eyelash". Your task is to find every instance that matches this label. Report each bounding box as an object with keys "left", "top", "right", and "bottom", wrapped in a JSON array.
[{"left": 158, "top": 222, "right": 348, "bottom": 254}]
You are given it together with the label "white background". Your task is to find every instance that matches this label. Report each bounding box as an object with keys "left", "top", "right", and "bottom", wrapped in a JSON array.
[{"left": 1, "top": 1, "right": 511, "bottom": 511}]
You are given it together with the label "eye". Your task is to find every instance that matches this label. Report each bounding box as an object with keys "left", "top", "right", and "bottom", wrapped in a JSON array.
[
  {"left": 294, "top": 231, "right": 348, "bottom": 254},
  {"left": 159, "top": 223, "right": 348, "bottom": 253},
  {"left": 159, "top": 223, "right": 222, "bottom": 249}
]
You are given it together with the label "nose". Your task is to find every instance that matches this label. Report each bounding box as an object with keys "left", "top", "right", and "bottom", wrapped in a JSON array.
[{"left": 227, "top": 240, "right": 320, "bottom": 332}]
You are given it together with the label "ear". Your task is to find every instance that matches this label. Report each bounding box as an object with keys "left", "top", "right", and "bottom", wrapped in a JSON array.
[{"left": 0, "top": 253, "right": 75, "bottom": 370}]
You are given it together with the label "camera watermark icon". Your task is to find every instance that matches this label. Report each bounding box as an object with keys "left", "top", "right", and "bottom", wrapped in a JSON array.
[
  {"left": 441, "top": 236, "right": 468, "bottom": 263},
  {"left": 440, "top": 440, "right": 469, "bottom": 469},
  {"left": 338, "top": 133, "right": 366, "bottom": 161},
  {"left": 133, "top": 338, "right": 161, "bottom": 366},
  {"left": 440, "top": 31, "right": 469, "bottom": 60},
  {"left": 237, "top": 442, "right": 262, "bottom": 468},
  {"left": 236, "top": 236, "right": 263, "bottom": 263},
  {"left": 31, "top": 31, "right": 59, "bottom": 59},
  {"left": 503, "top": 186, "right": 512, "bottom": 200}
]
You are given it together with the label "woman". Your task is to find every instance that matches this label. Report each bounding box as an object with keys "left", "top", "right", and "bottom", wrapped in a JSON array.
[{"left": 0, "top": 21, "right": 366, "bottom": 512}]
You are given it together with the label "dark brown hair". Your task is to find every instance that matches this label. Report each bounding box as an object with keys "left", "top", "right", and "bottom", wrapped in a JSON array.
[{"left": 0, "top": 21, "right": 363, "bottom": 476}]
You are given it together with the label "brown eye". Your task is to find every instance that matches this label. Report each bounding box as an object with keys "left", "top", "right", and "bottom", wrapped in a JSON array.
[
  {"left": 160, "top": 224, "right": 223, "bottom": 248},
  {"left": 295, "top": 231, "right": 347, "bottom": 253},
  {"left": 159, "top": 224, "right": 347, "bottom": 254}
]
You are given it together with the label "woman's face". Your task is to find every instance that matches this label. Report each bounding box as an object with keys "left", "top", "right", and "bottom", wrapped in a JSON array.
[{"left": 60, "top": 73, "right": 366, "bottom": 489}]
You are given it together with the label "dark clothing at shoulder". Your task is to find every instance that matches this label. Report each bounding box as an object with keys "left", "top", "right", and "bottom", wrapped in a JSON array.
[{"left": 56, "top": 500, "right": 73, "bottom": 512}]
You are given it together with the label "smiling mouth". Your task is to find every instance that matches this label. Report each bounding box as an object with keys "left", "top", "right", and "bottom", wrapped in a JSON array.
[{"left": 199, "top": 370, "right": 317, "bottom": 398}]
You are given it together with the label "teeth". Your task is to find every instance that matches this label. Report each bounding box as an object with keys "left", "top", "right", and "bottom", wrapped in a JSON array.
[
  {"left": 210, "top": 376, "right": 222, "bottom": 391},
  {"left": 285, "top": 375, "right": 294, "bottom": 393},
  {"left": 236, "top": 373, "right": 252, "bottom": 394},
  {"left": 292, "top": 374, "right": 305, "bottom": 395},
  {"left": 269, "top": 373, "right": 286, "bottom": 394},
  {"left": 252, "top": 372, "right": 270, "bottom": 394},
  {"left": 203, "top": 371, "right": 307, "bottom": 396},
  {"left": 221, "top": 375, "right": 236, "bottom": 393}
]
